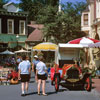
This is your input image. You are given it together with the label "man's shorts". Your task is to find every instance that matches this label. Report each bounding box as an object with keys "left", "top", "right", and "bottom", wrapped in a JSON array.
[{"left": 20, "top": 74, "right": 30, "bottom": 82}]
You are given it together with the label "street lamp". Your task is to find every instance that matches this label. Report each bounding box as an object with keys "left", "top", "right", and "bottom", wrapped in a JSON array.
[{"left": 16, "top": 34, "right": 19, "bottom": 50}]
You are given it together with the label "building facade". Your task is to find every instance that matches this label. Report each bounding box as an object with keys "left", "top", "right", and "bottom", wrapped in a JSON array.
[
  {"left": 81, "top": 0, "right": 100, "bottom": 68},
  {"left": 0, "top": 2, "right": 28, "bottom": 51}
]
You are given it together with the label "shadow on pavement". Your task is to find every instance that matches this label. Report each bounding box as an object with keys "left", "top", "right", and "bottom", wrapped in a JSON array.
[
  {"left": 60, "top": 84, "right": 85, "bottom": 91},
  {"left": 47, "top": 88, "right": 67, "bottom": 95},
  {"left": 29, "top": 80, "right": 35, "bottom": 83},
  {"left": 26, "top": 92, "right": 38, "bottom": 96},
  {"left": 47, "top": 91, "right": 57, "bottom": 95}
]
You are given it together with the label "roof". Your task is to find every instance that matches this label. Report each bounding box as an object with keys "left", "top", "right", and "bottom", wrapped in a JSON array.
[
  {"left": 87, "top": 0, "right": 94, "bottom": 3},
  {"left": 28, "top": 24, "right": 44, "bottom": 29},
  {"left": 0, "top": 9, "right": 28, "bottom": 17},
  {"left": 3, "top": 2, "right": 14, "bottom": 7},
  {"left": 89, "top": 0, "right": 94, "bottom": 2},
  {"left": 1, "top": 2, "right": 28, "bottom": 17},
  {"left": 26, "top": 24, "right": 44, "bottom": 42},
  {"left": 83, "top": 6, "right": 89, "bottom": 12},
  {"left": 26, "top": 28, "right": 43, "bottom": 42}
]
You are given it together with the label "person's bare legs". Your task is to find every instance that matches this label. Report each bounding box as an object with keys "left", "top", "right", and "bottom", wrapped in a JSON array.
[
  {"left": 42, "top": 80, "right": 46, "bottom": 95},
  {"left": 25, "top": 82, "right": 29, "bottom": 93},
  {"left": 35, "top": 75, "right": 38, "bottom": 83},
  {"left": 21, "top": 82, "right": 25, "bottom": 94},
  {"left": 38, "top": 79, "right": 41, "bottom": 94}
]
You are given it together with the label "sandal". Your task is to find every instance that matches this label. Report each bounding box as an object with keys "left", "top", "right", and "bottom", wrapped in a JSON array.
[
  {"left": 42, "top": 93, "right": 48, "bottom": 96},
  {"left": 38, "top": 93, "right": 40, "bottom": 95}
]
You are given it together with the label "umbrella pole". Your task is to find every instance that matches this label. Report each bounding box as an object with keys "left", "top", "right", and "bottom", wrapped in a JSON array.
[{"left": 85, "top": 48, "right": 89, "bottom": 65}]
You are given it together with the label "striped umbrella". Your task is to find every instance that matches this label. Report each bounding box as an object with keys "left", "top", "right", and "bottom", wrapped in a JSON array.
[
  {"left": 68, "top": 37, "right": 100, "bottom": 47},
  {"left": 88, "top": 42, "right": 100, "bottom": 48}
]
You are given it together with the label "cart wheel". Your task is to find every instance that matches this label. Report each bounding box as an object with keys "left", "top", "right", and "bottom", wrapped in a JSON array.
[
  {"left": 84, "top": 76, "right": 92, "bottom": 92},
  {"left": 55, "top": 75, "right": 59, "bottom": 92}
]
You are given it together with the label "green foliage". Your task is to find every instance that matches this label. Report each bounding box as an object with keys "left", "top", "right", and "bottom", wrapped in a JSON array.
[
  {"left": 36, "top": 2, "right": 87, "bottom": 43},
  {"left": 36, "top": 5, "right": 57, "bottom": 24},
  {"left": 19, "top": 0, "right": 43, "bottom": 20},
  {"left": 19, "top": 0, "right": 87, "bottom": 43},
  {"left": 0, "top": 0, "right": 9, "bottom": 8},
  {"left": 19, "top": 0, "right": 59, "bottom": 21}
]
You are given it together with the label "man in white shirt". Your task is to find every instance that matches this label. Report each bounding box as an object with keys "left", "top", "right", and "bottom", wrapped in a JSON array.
[
  {"left": 18, "top": 55, "right": 31, "bottom": 96},
  {"left": 32, "top": 55, "right": 39, "bottom": 83}
]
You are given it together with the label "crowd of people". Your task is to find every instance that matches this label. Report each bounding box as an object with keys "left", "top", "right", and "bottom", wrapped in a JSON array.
[
  {"left": 0, "top": 56, "right": 16, "bottom": 67},
  {"left": 18, "top": 55, "right": 48, "bottom": 96}
]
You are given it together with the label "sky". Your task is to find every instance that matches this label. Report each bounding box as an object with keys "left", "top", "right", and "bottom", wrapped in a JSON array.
[{"left": 9, "top": 0, "right": 86, "bottom": 4}]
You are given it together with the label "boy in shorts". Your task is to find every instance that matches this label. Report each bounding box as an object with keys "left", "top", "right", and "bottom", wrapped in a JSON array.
[{"left": 18, "top": 55, "right": 31, "bottom": 96}]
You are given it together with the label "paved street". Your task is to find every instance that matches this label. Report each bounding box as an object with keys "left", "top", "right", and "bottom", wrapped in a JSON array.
[
  {"left": 0, "top": 75, "right": 100, "bottom": 100},
  {"left": 92, "top": 79, "right": 100, "bottom": 93}
]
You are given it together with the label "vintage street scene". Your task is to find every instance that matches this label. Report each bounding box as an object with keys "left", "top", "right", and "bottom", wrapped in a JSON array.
[{"left": 0, "top": 0, "right": 100, "bottom": 100}]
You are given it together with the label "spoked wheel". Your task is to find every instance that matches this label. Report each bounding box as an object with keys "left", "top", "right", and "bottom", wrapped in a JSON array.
[
  {"left": 54, "top": 75, "right": 60, "bottom": 92},
  {"left": 84, "top": 76, "right": 92, "bottom": 92}
]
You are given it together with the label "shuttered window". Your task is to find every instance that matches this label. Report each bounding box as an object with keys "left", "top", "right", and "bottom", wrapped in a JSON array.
[
  {"left": 84, "top": 14, "right": 88, "bottom": 25},
  {"left": 19, "top": 20, "right": 25, "bottom": 35},
  {"left": 8, "top": 19, "right": 14, "bottom": 34}
]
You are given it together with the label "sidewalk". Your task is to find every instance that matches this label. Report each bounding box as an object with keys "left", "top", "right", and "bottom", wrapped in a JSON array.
[{"left": 92, "top": 78, "right": 100, "bottom": 94}]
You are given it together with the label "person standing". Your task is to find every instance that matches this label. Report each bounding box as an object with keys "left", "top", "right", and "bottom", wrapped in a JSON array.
[
  {"left": 17, "top": 56, "right": 22, "bottom": 64},
  {"left": 26, "top": 56, "right": 31, "bottom": 66},
  {"left": 16, "top": 56, "right": 22, "bottom": 72},
  {"left": 36, "top": 56, "right": 48, "bottom": 96},
  {"left": 18, "top": 55, "right": 31, "bottom": 96},
  {"left": 32, "top": 55, "right": 39, "bottom": 82}
]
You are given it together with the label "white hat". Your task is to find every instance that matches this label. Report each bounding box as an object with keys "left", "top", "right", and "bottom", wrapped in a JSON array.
[{"left": 34, "top": 55, "right": 38, "bottom": 58}]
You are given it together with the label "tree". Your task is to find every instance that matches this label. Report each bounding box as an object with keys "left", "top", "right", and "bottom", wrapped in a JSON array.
[
  {"left": 0, "top": 0, "right": 9, "bottom": 8},
  {"left": 19, "top": 0, "right": 59, "bottom": 21},
  {"left": 36, "top": 2, "right": 87, "bottom": 43}
]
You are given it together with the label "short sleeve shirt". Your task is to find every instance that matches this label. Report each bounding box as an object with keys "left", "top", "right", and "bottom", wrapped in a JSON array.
[
  {"left": 26, "top": 60, "right": 31, "bottom": 66},
  {"left": 17, "top": 58, "right": 21, "bottom": 63},
  {"left": 18, "top": 60, "right": 31, "bottom": 74},
  {"left": 32, "top": 59, "right": 39, "bottom": 66},
  {"left": 36, "top": 61, "right": 47, "bottom": 75}
]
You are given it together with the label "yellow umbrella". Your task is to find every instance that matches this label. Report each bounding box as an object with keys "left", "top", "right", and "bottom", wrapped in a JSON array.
[{"left": 33, "top": 42, "right": 58, "bottom": 51}]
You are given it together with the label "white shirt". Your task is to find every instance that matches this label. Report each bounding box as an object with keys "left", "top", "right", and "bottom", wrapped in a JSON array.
[
  {"left": 18, "top": 60, "right": 31, "bottom": 74},
  {"left": 26, "top": 60, "right": 31, "bottom": 66},
  {"left": 36, "top": 61, "right": 47, "bottom": 75}
]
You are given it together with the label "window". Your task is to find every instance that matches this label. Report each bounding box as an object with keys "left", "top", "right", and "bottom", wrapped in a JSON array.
[
  {"left": 83, "top": 14, "right": 88, "bottom": 25},
  {"left": 19, "top": 20, "right": 25, "bottom": 35},
  {"left": 0, "top": 19, "right": 1, "bottom": 33},
  {"left": 8, "top": 19, "right": 14, "bottom": 34}
]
